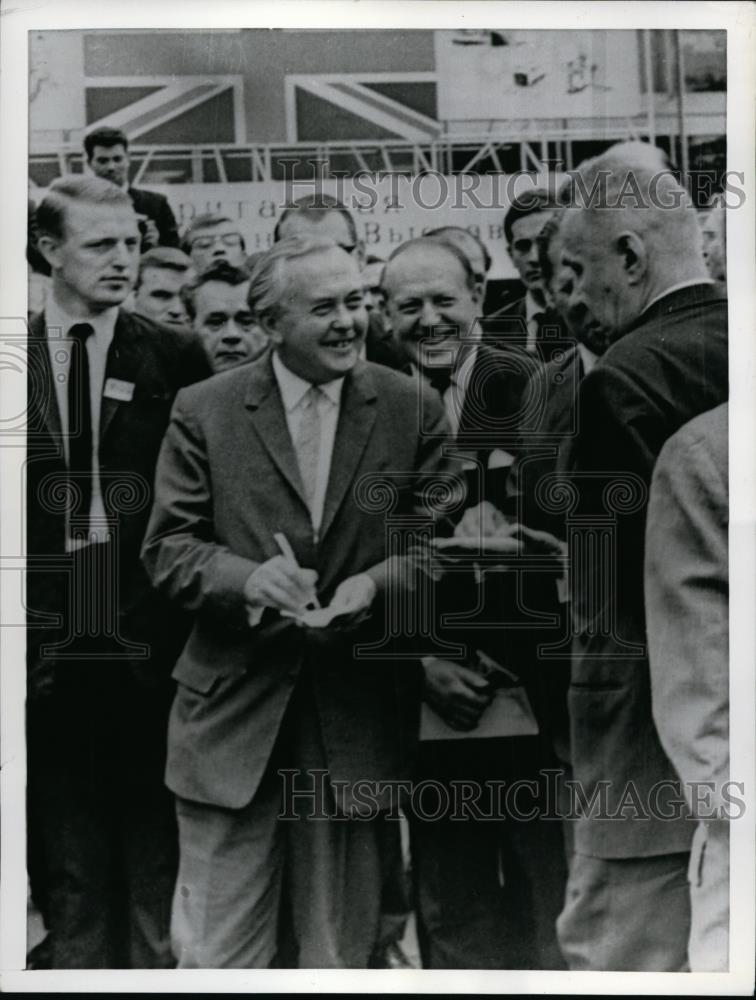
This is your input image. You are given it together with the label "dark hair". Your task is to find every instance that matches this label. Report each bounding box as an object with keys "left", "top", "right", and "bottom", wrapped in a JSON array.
[
  {"left": 503, "top": 187, "right": 556, "bottom": 245},
  {"left": 274, "top": 194, "right": 357, "bottom": 245},
  {"left": 181, "top": 260, "right": 251, "bottom": 320},
  {"left": 136, "top": 247, "right": 192, "bottom": 288},
  {"left": 383, "top": 237, "right": 478, "bottom": 295},
  {"left": 36, "top": 175, "right": 133, "bottom": 241},
  {"left": 181, "top": 214, "right": 245, "bottom": 256},
  {"left": 84, "top": 127, "right": 129, "bottom": 160},
  {"left": 425, "top": 225, "right": 492, "bottom": 276}
]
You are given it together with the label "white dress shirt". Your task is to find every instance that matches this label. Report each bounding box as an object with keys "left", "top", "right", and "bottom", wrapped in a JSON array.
[
  {"left": 44, "top": 294, "right": 118, "bottom": 547},
  {"left": 271, "top": 351, "right": 344, "bottom": 537}
]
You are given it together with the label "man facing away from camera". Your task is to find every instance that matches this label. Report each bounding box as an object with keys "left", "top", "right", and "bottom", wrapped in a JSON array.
[
  {"left": 26, "top": 176, "right": 210, "bottom": 968},
  {"left": 554, "top": 145, "right": 728, "bottom": 971},
  {"left": 141, "top": 234, "right": 459, "bottom": 968}
]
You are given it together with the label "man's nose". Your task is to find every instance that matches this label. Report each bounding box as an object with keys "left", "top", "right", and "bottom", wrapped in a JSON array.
[
  {"left": 220, "top": 322, "right": 242, "bottom": 342},
  {"left": 112, "top": 241, "right": 134, "bottom": 268},
  {"left": 332, "top": 304, "right": 354, "bottom": 329},
  {"left": 419, "top": 302, "right": 442, "bottom": 330}
]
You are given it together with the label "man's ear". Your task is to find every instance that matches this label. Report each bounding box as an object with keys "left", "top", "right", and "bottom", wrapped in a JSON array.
[
  {"left": 36, "top": 234, "right": 63, "bottom": 272},
  {"left": 616, "top": 231, "right": 647, "bottom": 286},
  {"left": 259, "top": 310, "right": 282, "bottom": 345}
]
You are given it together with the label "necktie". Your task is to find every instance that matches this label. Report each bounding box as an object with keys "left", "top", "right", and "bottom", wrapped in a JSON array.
[
  {"left": 293, "top": 385, "right": 323, "bottom": 515},
  {"left": 67, "top": 323, "right": 94, "bottom": 538},
  {"left": 528, "top": 312, "right": 544, "bottom": 352}
]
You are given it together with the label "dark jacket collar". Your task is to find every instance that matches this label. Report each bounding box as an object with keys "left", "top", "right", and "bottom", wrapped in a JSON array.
[{"left": 628, "top": 282, "right": 724, "bottom": 335}]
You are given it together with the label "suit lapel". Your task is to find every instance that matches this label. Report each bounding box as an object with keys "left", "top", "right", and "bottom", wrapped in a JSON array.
[
  {"left": 319, "top": 363, "right": 378, "bottom": 543},
  {"left": 100, "top": 312, "right": 144, "bottom": 444},
  {"left": 456, "top": 345, "right": 488, "bottom": 441},
  {"left": 244, "top": 354, "right": 310, "bottom": 509},
  {"left": 29, "top": 313, "right": 62, "bottom": 440}
]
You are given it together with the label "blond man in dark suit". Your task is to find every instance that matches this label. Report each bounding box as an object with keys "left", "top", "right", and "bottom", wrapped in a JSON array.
[{"left": 27, "top": 176, "right": 209, "bottom": 968}]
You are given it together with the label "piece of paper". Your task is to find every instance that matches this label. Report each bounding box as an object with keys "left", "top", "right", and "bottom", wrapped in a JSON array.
[
  {"left": 281, "top": 603, "right": 369, "bottom": 630},
  {"left": 487, "top": 448, "right": 516, "bottom": 469},
  {"left": 433, "top": 535, "right": 522, "bottom": 554},
  {"left": 420, "top": 685, "right": 540, "bottom": 741}
]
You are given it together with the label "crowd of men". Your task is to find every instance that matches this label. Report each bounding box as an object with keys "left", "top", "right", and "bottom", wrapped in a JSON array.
[{"left": 25, "top": 125, "right": 730, "bottom": 973}]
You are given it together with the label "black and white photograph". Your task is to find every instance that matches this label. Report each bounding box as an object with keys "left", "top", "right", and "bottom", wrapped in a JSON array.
[{"left": 1, "top": 1, "right": 754, "bottom": 993}]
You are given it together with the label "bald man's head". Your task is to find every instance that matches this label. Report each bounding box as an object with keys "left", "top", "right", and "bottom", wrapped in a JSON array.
[{"left": 555, "top": 152, "right": 708, "bottom": 342}]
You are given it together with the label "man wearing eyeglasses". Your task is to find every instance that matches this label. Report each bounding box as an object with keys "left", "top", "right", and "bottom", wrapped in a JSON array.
[{"left": 182, "top": 214, "right": 248, "bottom": 276}]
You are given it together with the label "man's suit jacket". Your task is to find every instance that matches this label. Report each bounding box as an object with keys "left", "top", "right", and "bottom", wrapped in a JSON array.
[
  {"left": 427, "top": 343, "right": 558, "bottom": 722},
  {"left": 482, "top": 295, "right": 568, "bottom": 365},
  {"left": 26, "top": 309, "right": 210, "bottom": 694},
  {"left": 506, "top": 344, "right": 584, "bottom": 534},
  {"left": 141, "top": 355, "right": 458, "bottom": 813},
  {"left": 129, "top": 187, "right": 180, "bottom": 249},
  {"left": 452, "top": 342, "right": 534, "bottom": 504},
  {"left": 565, "top": 282, "right": 728, "bottom": 859}
]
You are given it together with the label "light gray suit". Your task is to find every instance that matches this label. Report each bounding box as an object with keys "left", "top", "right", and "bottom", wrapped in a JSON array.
[{"left": 646, "top": 403, "right": 729, "bottom": 971}]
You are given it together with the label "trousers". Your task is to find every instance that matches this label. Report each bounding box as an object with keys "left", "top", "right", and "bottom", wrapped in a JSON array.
[
  {"left": 170, "top": 671, "right": 396, "bottom": 968},
  {"left": 556, "top": 851, "right": 691, "bottom": 971},
  {"left": 26, "top": 659, "right": 177, "bottom": 969}
]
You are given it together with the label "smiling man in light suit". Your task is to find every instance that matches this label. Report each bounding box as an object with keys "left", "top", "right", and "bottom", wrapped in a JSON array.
[{"left": 142, "top": 234, "right": 458, "bottom": 968}]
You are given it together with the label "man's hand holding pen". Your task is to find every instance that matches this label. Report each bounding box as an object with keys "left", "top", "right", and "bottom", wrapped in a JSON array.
[
  {"left": 243, "top": 533, "right": 376, "bottom": 629},
  {"left": 243, "top": 555, "right": 319, "bottom": 620}
]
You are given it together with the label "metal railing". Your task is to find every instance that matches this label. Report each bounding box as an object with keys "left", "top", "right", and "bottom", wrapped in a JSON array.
[{"left": 29, "top": 113, "right": 725, "bottom": 188}]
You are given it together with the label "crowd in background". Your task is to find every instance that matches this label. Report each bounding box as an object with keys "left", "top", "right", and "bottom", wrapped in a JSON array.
[{"left": 25, "top": 126, "right": 730, "bottom": 973}]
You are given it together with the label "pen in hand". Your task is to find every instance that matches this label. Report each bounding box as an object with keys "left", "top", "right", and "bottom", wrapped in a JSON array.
[{"left": 274, "top": 532, "right": 320, "bottom": 611}]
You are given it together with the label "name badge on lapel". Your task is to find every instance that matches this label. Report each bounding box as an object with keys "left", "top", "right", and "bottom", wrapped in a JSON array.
[{"left": 104, "top": 377, "right": 135, "bottom": 402}]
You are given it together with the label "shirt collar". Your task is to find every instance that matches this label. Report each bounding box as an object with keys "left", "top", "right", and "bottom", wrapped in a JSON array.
[
  {"left": 44, "top": 291, "right": 119, "bottom": 347},
  {"left": 577, "top": 342, "right": 598, "bottom": 375},
  {"left": 271, "top": 350, "right": 344, "bottom": 411},
  {"left": 641, "top": 279, "right": 715, "bottom": 318}
]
